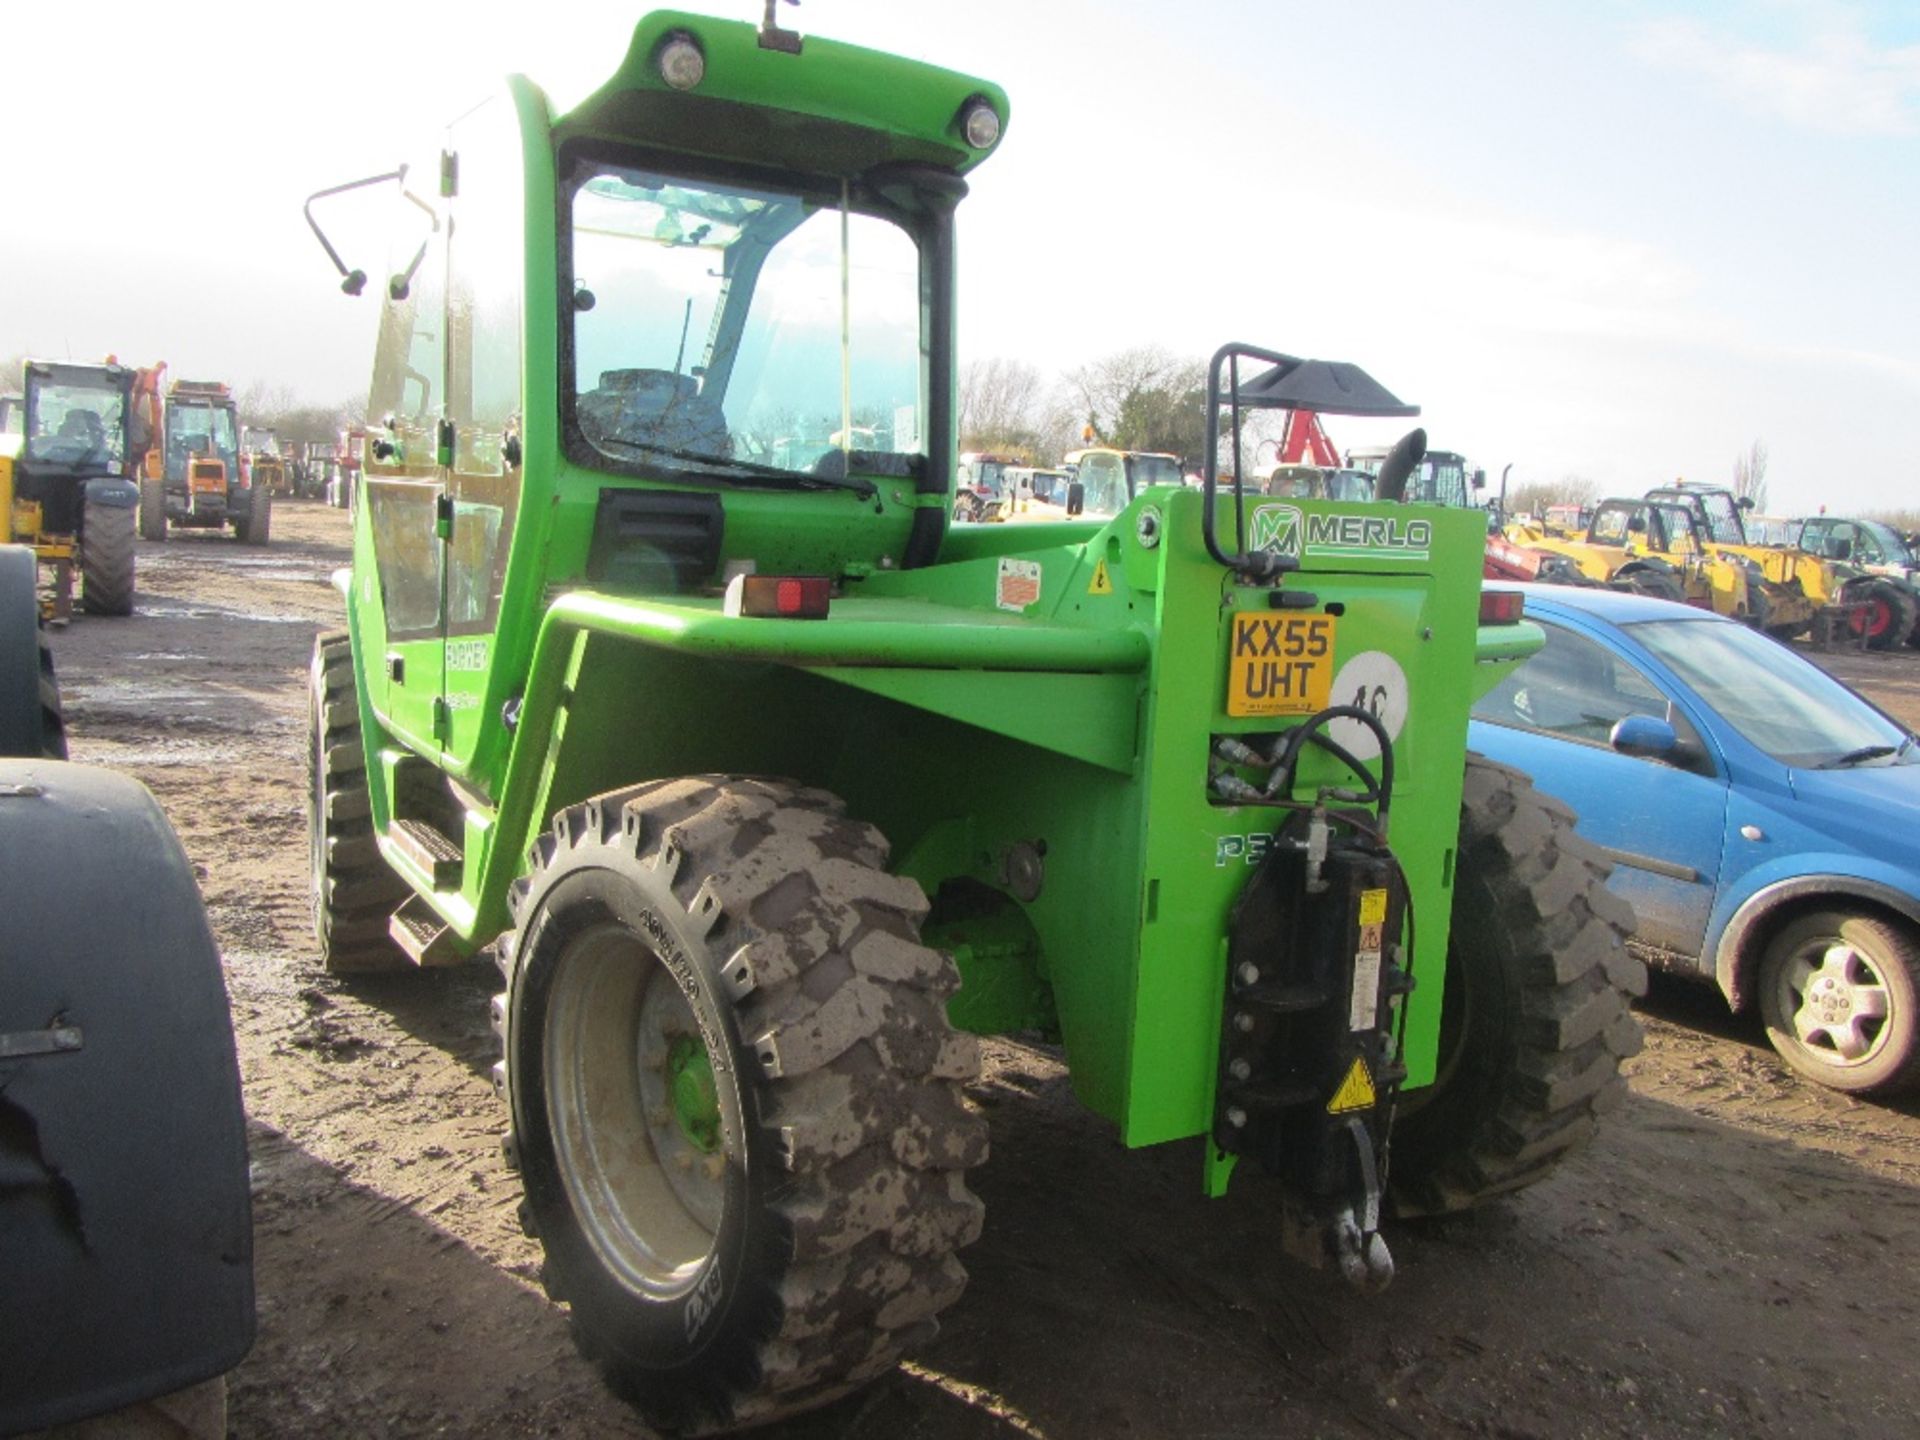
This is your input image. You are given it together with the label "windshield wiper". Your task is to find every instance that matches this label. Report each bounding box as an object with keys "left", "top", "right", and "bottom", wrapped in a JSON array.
[
  {"left": 1819, "top": 744, "right": 1899, "bottom": 769},
  {"left": 594, "top": 437, "right": 876, "bottom": 498}
]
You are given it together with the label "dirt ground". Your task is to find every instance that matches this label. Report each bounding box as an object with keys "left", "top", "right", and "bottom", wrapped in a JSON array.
[{"left": 44, "top": 505, "right": 1920, "bottom": 1440}]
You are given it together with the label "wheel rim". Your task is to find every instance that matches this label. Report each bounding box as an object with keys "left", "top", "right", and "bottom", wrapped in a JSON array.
[
  {"left": 1770, "top": 937, "right": 1894, "bottom": 1071},
  {"left": 545, "top": 922, "right": 727, "bottom": 1298}
]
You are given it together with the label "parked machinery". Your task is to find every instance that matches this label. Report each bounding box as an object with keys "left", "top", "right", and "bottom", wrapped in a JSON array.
[
  {"left": 1500, "top": 496, "right": 1768, "bottom": 622},
  {"left": 306, "top": 10, "right": 1638, "bottom": 1432},
  {"left": 141, "top": 379, "right": 271, "bottom": 545},
  {"left": 1786, "top": 514, "right": 1920, "bottom": 648},
  {"left": 0, "top": 360, "right": 142, "bottom": 618}
]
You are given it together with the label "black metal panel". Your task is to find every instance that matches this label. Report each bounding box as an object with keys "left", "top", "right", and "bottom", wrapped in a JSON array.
[
  {"left": 586, "top": 488, "right": 725, "bottom": 593},
  {"left": 0, "top": 760, "right": 254, "bottom": 1433}
]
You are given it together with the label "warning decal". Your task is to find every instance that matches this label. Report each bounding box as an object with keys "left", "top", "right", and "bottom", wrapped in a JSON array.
[
  {"left": 1088, "top": 557, "right": 1114, "bottom": 595},
  {"left": 1357, "top": 888, "right": 1389, "bottom": 927},
  {"left": 996, "top": 557, "right": 1043, "bottom": 612},
  {"left": 1327, "top": 1057, "right": 1378, "bottom": 1114}
]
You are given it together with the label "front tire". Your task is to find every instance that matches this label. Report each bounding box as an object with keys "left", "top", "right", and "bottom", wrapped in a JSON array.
[
  {"left": 1757, "top": 910, "right": 1920, "bottom": 1096},
  {"left": 1845, "top": 578, "right": 1917, "bottom": 652},
  {"left": 1388, "top": 756, "right": 1644, "bottom": 1217},
  {"left": 308, "top": 631, "right": 410, "bottom": 973},
  {"left": 499, "top": 777, "right": 986, "bottom": 1435},
  {"left": 80, "top": 496, "right": 136, "bottom": 616}
]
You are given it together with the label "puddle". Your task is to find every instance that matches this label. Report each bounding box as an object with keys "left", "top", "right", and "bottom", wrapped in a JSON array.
[
  {"left": 137, "top": 601, "right": 314, "bottom": 625},
  {"left": 128, "top": 652, "right": 212, "bottom": 662}
]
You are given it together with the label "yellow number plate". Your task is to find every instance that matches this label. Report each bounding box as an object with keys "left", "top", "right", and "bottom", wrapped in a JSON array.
[{"left": 1226, "top": 612, "right": 1336, "bottom": 718}]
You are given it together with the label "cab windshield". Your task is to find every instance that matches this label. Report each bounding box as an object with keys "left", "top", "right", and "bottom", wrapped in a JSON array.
[
  {"left": 26, "top": 381, "right": 126, "bottom": 468},
  {"left": 566, "top": 161, "right": 924, "bottom": 481},
  {"left": 1127, "top": 453, "right": 1183, "bottom": 488},
  {"left": 164, "top": 402, "right": 239, "bottom": 482},
  {"left": 1862, "top": 520, "right": 1915, "bottom": 567}
]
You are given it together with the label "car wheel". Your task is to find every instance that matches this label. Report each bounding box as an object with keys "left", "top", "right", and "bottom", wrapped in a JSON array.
[{"left": 1757, "top": 909, "right": 1920, "bottom": 1096}]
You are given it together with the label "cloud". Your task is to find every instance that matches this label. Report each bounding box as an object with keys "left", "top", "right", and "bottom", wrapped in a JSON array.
[{"left": 1631, "top": 14, "right": 1920, "bottom": 137}]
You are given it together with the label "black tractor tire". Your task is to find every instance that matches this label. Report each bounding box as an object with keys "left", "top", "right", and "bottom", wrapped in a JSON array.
[
  {"left": 240, "top": 486, "right": 273, "bottom": 545},
  {"left": 308, "top": 631, "right": 410, "bottom": 973},
  {"left": 80, "top": 495, "right": 136, "bottom": 616},
  {"left": 0, "top": 547, "right": 66, "bottom": 759},
  {"left": 139, "top": 475, "right": 168, "bottom": 541},
  {"left": 1756, "top": 909, "right": 1920, "bottom": 1096},
  {"left": 1388, "top": 756, "right": 1644, "bottom": 1218},
  {"left": 1844, "top": 578, "right": 1919, "bottom": 652},
  {"left": 1611, "top": 566, "right": 1686, "bottom": 604},
  {"left": 35, "top": 626, "right": 67, "bottom": 760},
  {"left": 498, "top": 776, "right": 986, "bottom": 1435}
]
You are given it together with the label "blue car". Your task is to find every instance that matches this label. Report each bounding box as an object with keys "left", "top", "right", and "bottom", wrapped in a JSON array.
[{"left": 1469, "top": 584, "right": 1920, "bottom": 1096}]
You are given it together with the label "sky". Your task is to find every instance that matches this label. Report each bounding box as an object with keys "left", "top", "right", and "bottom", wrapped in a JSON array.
[{"left": 4, "top": 0, "right": 1916, "bottom": 516}]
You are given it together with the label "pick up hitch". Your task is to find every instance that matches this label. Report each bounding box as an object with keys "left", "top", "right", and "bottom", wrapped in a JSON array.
[{"left": 1211, "top": 778, "right": 1414, "bottom": 1292}]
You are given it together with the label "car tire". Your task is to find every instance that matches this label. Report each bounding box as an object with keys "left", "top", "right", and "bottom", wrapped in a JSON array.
[
  {"left": 1388, "top": 756, "right": 1644, "bottom": 1217},
  {"left": 1757, "top": 909, "right": 1920, "bottom": 1096},
  {"left": 497, "top": 776, "right": 985, "bottom": 1434}
]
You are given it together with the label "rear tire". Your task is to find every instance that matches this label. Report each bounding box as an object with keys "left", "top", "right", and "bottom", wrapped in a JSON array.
[
  {"left": 241, "top": 486, "right": 272, "bottom": 545},
  {"left": 1757, "top": 909, "right": 1920, "bottom": 1096},
  {"left": 36, "top": 626, "right": 66, "bottom": 759},
  {"left": 1388, "top": 756, "right": 1644, "bottom": 1217},
  {"left": 498, "top": 776, "right": 986, "bottom": 1435},
  {"left": 139, "top": 475, "right": 168, "bottom": 541},
  {"left": 80, "top": 496, "right": 136, "bottom": 616},
  {"left": 308, "top": 631, "right": 410, "bottom": 973}
]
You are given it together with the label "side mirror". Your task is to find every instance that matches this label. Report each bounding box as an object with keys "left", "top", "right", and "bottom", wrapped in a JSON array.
[
  {"left": 1737, "top": 496, "right": 1755, "bottom": 511},
  {"left": 1472, "top": 467, "right": 1487, "bottom": 491},
  {"left": 1626, "top": 514, "right": 1647, "bottom": 534},
  {"left": 1610, "top": 714, "right": 1678, "bottom": 759}
]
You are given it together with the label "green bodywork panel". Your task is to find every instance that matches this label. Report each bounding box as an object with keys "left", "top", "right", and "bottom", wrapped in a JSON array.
[{"left": 336, "top": 10, "right": 1542, "bottom": 1179}]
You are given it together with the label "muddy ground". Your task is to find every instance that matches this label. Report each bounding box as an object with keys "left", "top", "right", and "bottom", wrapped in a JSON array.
[{"left": 44, "top": 504, "right": 1920, "bottom": 1440}]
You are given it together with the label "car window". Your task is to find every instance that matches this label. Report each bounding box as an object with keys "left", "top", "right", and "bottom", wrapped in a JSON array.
[
  {"left": 1629, "top": 617, "right": 1916, "bottom": 768},
  {"left": 1473, "top": 621, "right": 1670, "bottom": 745}
]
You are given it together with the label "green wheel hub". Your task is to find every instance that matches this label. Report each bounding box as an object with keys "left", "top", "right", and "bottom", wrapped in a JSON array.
[{"left": 667, "top": 1034, "right": 722, "bottom": 1154}]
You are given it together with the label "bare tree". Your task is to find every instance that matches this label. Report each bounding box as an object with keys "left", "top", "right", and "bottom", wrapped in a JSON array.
[
  {"left": 1731, "top": 439, "right": 1769, "bottom": 511},
  {"left": 958, "top": 357, "right": 1047, "bottom": 456},
  {"left": 1508, "top": 474, "right": 1598, "bottom": 519},
  {"left": 1065, "top": 345, "right": 1212, "bottom": 463}
]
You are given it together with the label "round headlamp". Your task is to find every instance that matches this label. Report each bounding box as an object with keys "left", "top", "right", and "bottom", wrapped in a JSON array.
[
  {"left": 658, "top": 34, "right": 706, "bottom": 92},
  {"left": 961, "top": 100, "right": 1001, "bottom": 150}
]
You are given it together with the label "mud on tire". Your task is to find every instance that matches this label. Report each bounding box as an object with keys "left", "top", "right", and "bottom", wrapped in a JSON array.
[
  {"left": 1388, "top": 755, "right": 1644, "bottom": 1217},
  {"left": 496, "top": 776, "right": 986, "bottom": 1435},
  {"left": 308, "top": 630, "right": 410, "bottom": 973}
]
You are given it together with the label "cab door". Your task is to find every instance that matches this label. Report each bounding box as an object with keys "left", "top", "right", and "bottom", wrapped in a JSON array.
[
  {"left": 439, "top": 93, "right": 526, "bottom": 771},
  {"left": 360, "top": 155, "right": 449, "bottom": 753}
]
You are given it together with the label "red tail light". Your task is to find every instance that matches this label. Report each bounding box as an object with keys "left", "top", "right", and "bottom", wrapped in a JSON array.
[
  {"left": 724, "top": 574, "right": 831, "bottom": 620},
  {"left": 1479, "top": 589, "right": 1525, "bottom": 624}
]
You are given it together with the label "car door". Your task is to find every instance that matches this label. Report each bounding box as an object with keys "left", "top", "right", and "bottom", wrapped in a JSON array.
[{"left": 1469, "top": 614, "right": 1729, "bottom": 972}]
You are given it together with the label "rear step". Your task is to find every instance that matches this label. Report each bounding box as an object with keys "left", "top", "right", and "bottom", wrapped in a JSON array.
[
  {"left": 389, "top": 893, "right": 463, "bottom": 966},
  {"left": 390, "top": 817, "right": 462, "bottom": 889}
]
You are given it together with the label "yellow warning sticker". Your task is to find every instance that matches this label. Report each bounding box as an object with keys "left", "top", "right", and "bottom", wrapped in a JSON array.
[
  {"left": 1327, "top": 1057, "right": 1377, "bottom": 1114},
  {"left": 1357, "top": 888, "right": 1389, "bottom": 927},
  {"left": 1088, "top": 557, "right": 1114, "bottom": 595}
]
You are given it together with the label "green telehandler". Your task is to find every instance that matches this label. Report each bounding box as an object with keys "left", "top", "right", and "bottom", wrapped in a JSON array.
[{"left": 305, "top": 8, "right": 1640, "bottom": 1432}]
